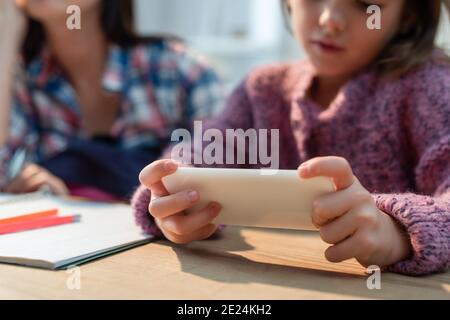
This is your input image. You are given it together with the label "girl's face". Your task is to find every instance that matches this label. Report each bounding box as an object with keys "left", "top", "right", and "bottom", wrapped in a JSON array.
[
  {"left": 287, "top": 0, "right": 406, "bottom": 77},
  {"left": 22, "top": 0, "right": 100, "bottom": 21}
]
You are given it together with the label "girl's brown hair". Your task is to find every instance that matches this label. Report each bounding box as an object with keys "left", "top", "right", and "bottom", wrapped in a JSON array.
[
  {"left": 22, "top": 0, "right": 167, "bottom": 65},
  {"left": 281, "top": 0, "right": 449, "bottom": 77}
]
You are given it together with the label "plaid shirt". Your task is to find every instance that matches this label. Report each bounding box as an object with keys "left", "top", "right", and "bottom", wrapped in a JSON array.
[{"left": 0, "top": 40, "right": 224, "bottom": 187}]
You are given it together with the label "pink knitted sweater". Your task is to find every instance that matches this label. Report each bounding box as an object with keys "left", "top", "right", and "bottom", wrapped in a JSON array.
[{"left": 131, "top": 56, "right": 450, "bottom": 276}]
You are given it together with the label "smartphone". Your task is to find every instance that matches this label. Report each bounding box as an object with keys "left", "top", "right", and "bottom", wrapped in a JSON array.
[{"left": 162, "top": 167, "right": 335, "bottom": 231}]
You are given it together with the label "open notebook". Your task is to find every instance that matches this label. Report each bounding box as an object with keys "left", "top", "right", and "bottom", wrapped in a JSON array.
[{"left": 0, "top": 192, "right": 153, "bottom": 270}]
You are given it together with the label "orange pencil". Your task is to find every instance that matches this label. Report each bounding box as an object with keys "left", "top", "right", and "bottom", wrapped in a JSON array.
[
  {"left": 0, "top": 214, "right": 81, "bottom": 235},
  {"left": 0, "top": 209, "right": 59, "bottom": 225}
]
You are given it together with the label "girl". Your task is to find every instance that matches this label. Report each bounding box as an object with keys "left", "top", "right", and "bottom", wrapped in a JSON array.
[
  {"left": 133, "top": 0, "right": 450, "bottom": 276},
  {"left": 0, "top": 0, "right": 223, "bottom": 200}
]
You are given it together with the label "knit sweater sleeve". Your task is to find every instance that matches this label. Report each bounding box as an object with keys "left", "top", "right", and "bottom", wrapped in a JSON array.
[
  {"left": 374, "top": 61, "right": 450, "bottom": 275},
  {"left": 131, "top": 79, "right": 254, "bottom": 237}
]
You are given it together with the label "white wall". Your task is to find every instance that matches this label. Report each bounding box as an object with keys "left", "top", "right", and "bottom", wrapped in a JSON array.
[
  {"left": 437, "top": 4, "right": 450, "bottom": 50},
  {"left": 134, "top": 0, "right": 298, "bottom": 89}
]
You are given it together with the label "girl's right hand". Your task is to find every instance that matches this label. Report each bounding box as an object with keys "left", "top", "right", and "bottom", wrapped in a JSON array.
[
  {"left": 139, "top": 160, "right": 222, "bottom": 244},
  {"left": 0, "top": 0, "right": 27, "bottom": 54}
]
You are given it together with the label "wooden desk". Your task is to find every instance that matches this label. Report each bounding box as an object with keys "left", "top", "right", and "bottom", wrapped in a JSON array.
[{"left": 0, "top": 226, "right": 448, "bottom": 299}]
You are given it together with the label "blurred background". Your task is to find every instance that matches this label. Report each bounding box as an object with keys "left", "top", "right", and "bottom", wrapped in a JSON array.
[{"left": 135, "top": 0, "right": 450, "bottom": 91}]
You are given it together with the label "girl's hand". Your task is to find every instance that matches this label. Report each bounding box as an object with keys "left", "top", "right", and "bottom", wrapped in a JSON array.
[
  {"left": 298, "top": 156, "right": 413, "bottom": 268},
  {"left": 139, "top": 160, "right": 222, "bottom": 244},
  {"left": 5, "top": 163, "right": 69, "bottom": 196}
]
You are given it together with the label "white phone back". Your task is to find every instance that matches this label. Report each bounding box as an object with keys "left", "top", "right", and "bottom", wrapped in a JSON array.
[{"left": 162, "top": 167, "right": 335, "bottom": 231}]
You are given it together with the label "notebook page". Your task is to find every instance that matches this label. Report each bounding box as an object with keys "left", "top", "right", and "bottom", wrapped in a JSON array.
[
  {"left": 0, "top": 196, "right": 153, "bottom": 268},
  {"left": 0, "top": 193, "right": 17, "bottom": 203}
]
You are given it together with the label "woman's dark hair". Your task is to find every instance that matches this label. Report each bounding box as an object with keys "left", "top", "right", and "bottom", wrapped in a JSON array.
[
  {"left": 281, "top": 0, "right": 449, "bottom": 77},
  {"left": 22, "top": 0, "right": 166, "bottom": 65}
]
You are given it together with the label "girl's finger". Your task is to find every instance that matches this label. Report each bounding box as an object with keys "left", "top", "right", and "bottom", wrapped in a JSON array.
[
  {"left": 148, "top": 190, "right": 200, "bottom": 219},
  {"left": 139, "top": 160, "right": 178, "bottom": 197},
  {"left": 318, "top": 206, "right": 365, "bottom": 244},
  {"left": 159, "top": 202, "right": 221, "bottom": 236},
  {"left": 157, "top": 221, "right": 218, "bottom": 245},
  {"left": 148, "top": 181, "right": 170, "bottom": 198},
  {"left": 298, "top": 156, "right": 354, "bottom": 191},
  {"left": 312, "top": 181, "right": 372, "bottom": 226},
  {"left": 324, "top": 233, "right": 361, "bottom": 263}
]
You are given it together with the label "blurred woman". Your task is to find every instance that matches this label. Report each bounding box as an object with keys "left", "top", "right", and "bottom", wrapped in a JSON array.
[{"left": 0, "top": 0, "right": 223, "bottom": 200}]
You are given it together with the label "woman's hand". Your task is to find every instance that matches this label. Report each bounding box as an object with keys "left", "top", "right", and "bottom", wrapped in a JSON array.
[
  {"left": 0, "top": 1, "right": 27, "bottom": 145},
  {"left": 298, "top": 156, "right": 413, "bottom": 268},
  {"left": 139, "top": 160, "right": 222, "bottom": 244},
  {"left": 0, "top": 0, "right": 27, "bottom": 55},
  {"left": 5, "top": 163, "right": 69, "bottom": 196}
]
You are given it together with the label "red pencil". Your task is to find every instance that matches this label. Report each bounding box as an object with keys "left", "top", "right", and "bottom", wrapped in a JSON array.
[{"left": 0, "top": 215, "right": 81, "bottom": 235}]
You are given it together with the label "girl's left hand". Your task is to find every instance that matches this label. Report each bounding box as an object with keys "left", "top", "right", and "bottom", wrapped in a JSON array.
[{"left": 298, "top": 156, "right": 413, "bottom": 268}]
